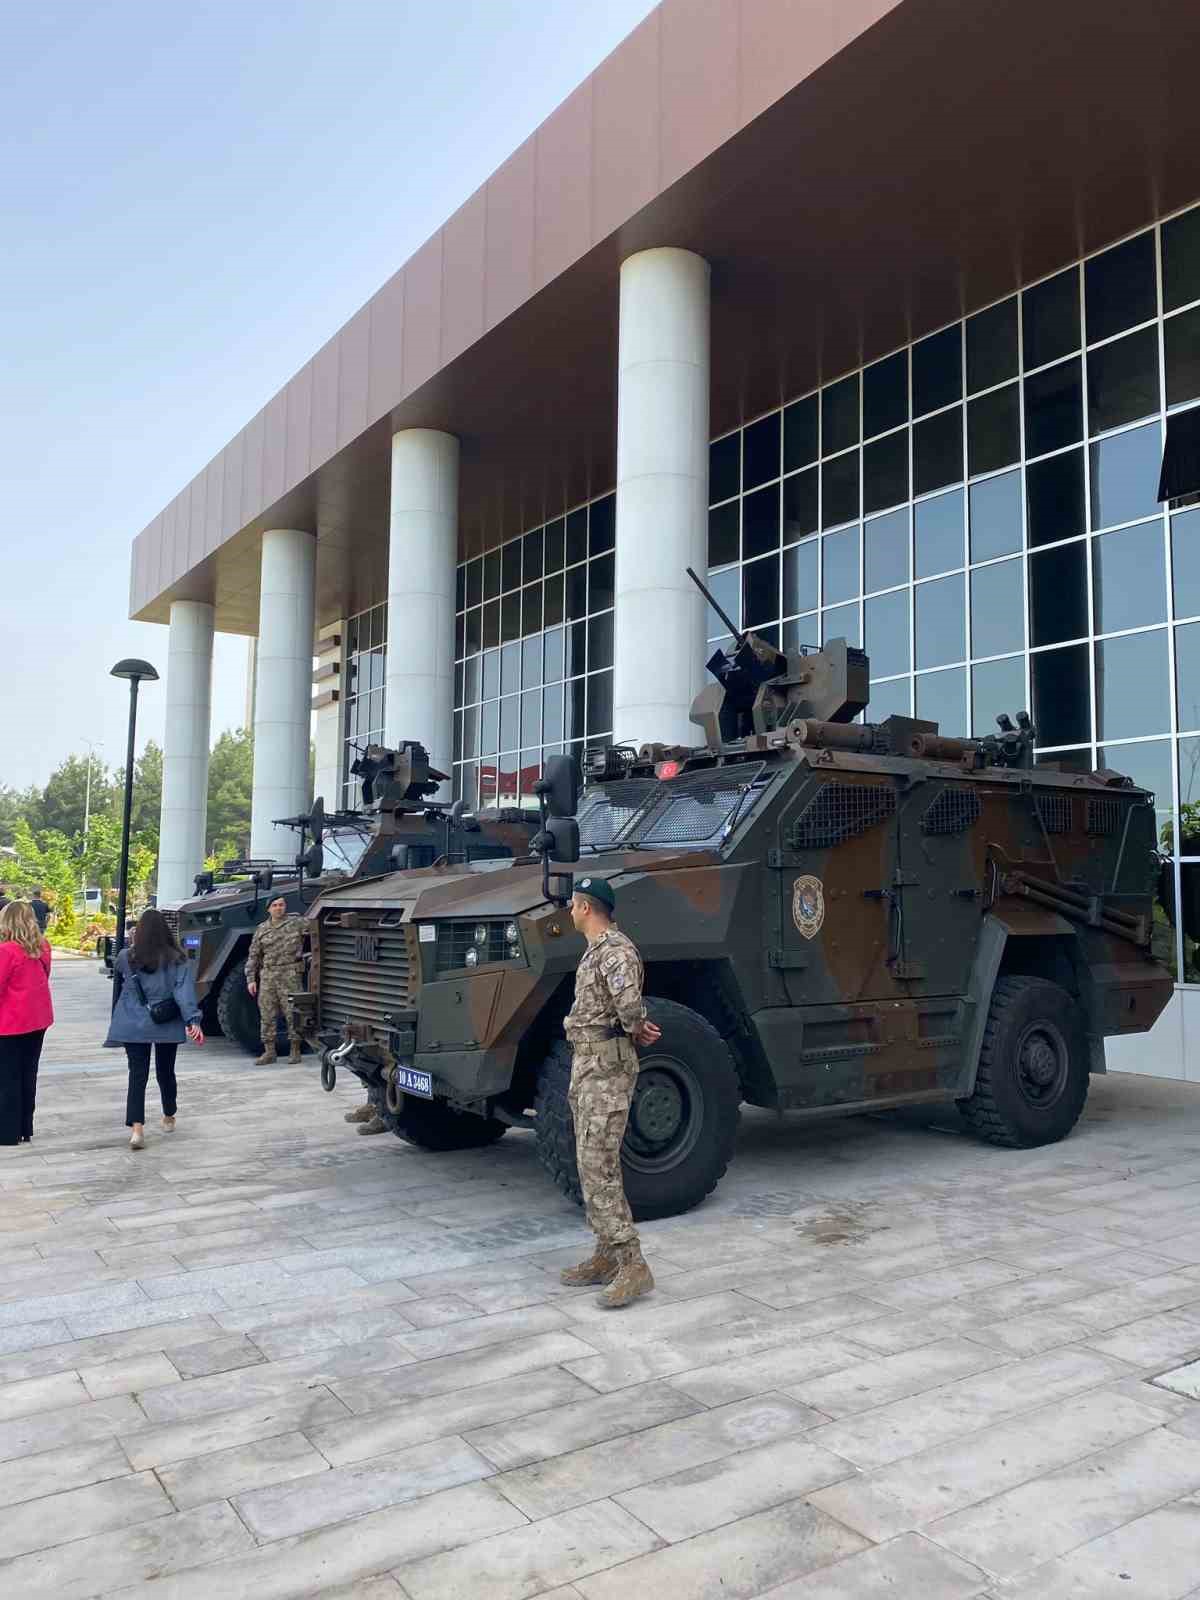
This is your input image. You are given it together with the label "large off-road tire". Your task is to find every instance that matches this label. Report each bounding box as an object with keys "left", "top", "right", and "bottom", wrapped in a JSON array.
[
  {"left": 375, "top": 1083, "right": 507, "bottom": 1151},
  {"left": 957, "top": 976, "right": 1089, "bottom": 1148},
  {"left": 533, "top": 997, "right": 741, "bottom": 1221},
  {"left": 214, "top": 967, "right": 287, "bottom": 1056}
]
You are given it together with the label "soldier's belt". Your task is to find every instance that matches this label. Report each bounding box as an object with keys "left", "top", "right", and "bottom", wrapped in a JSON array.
[{"left": 569, "top": 1025, "right": 624, "bottom": 1043}]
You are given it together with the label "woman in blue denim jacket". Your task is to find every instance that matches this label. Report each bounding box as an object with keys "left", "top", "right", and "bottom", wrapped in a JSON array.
[{"left": 105, "top": 908, "right": 204, "bottom": 1149}]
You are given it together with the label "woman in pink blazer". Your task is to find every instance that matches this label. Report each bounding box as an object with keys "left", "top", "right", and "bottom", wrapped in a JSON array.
[{"left": 0, "top": 901, "right": 54, "bottom": 1144}]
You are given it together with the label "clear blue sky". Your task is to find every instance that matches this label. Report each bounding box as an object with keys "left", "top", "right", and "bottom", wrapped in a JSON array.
[{"left": 0, "top": 0, "right": 657, "bottom": 791}]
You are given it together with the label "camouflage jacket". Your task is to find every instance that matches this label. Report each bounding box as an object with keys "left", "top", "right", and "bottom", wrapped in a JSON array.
[
  {"left": 245, "top": 916, "right": 305, "bottom": 983},
  {"left": 565, "top": 926, "right": 647, "bottom": 1042}
]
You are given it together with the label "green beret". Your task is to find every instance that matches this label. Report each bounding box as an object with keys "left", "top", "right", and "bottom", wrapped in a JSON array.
[{"left": 574, "top": 875, "right": 615, "bottom": 913}]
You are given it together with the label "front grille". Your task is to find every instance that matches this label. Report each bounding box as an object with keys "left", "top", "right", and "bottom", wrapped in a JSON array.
[
  {"left": 1086, "top": 798, "right": 1123, "bottom": 835},
  {"left": 1036, "top": 794, "right": 1074, "bottom": 834},
  {"left": 160, "top": 909, "right": 181, "bottom": 939},
  {"left": 436, "top": 921, "right": 516, "bottom": 973},
  {"left": 319, "top": 924, "right": 417, "bottom": 1034}
]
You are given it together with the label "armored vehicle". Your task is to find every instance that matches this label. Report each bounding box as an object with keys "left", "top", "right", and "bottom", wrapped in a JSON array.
[{"left": 307, "top": 606, "right": 1173, "bottom": 1220}]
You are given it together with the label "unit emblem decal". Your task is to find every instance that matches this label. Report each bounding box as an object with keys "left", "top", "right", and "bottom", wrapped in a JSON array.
[{"left": 792, "top": 874, "right": 825, "bottom": 940}]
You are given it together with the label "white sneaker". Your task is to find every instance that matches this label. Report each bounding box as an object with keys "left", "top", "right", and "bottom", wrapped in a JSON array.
[
  {"left": 162, "top": 1116, "right": 176, "bottom": 1132},
  {"left": 129, "top": 1130, "right": 145, "bottom": 1150}
]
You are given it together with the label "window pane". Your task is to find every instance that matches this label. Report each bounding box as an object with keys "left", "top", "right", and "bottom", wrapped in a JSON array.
[
  {"left": 456, "top": 565, "right": 466, "bottom": 612},
  {"left": 1087, "top": 328, "right": 1160, "bottom": 434},
  {"left": 564, "top": 619, "right": 587, "bottom": 679},
  {"left": 822, "top": 374, "right": 859, "bottom": 455},
  {"left": 970, "top": 469, "right": 1023, "bottom": 561},
  {"left": 862, "top": 429, "right": 909, "bottom": 514},
  {"left": 1032, "top": 644, "right": 1090, "bottom": 746},
  {"left": 1096, "top": 629, "right": 1169, "bottom": 740},
  {"left": 1093, "top": 521, "right": 1167, "bottom": 633},
  {"left": 1165, "top": 305, "right": 1200, "bottom": 406},
  {"left": 704, "top": 566, "right": 741, "bottom": 639},
  {"left": 865, "top": 589, "right": 909, "bottom": 678},
  {"left": 588, "top": 496, "right": 615, "bottom": 556},
  {"left": 588, "top": 611, "right": 614, "bottom": 672},
  {"left": 782, "top": 540, "right": 818, "bottom": 617},
  {"left": 1023, "top": 267, "right": 1080, "bottom": 370},
  {"left": 500, "top": 590, "right": 520, "bottom": 643},
  {"left": 1099, "top": 738, "right": 1173, "bottom": 852},
  {"left": 912, "top": 324, "right": 962, "bottom": 417},
  {"left": 1172, "top": 508, "right": 1200, "bottom": 620},
  {"left": 1176, "top": 621, "right": 1200, "bottom": 733},
  {"left": 521, "top": 634, "right": 542, "bottom": 689},
  {"left": 544, "top": 518, "right": 565, "bottom": 573},
  {"left": 482, "top": 648, "right": 500, "bottom": 700},
  {"left": 743, "top": 411, "right": 781, "bottom": 490},
  {"left": 1085, "top": 232, "right": 1156, "bottom": 344},
  {"left": 1163, "top": 206, "right": 1200, "bottom": 314},
  {"left": 916, "top": 667, "right": 967, "bottom": 735},
  {"left": 782, "top": 613, "right": 818, "bottom": 653},
  {"left": 743, "top": 555, "right": 779, "bottom": 628},
  {"left": 822, "top": 526, "right": 860, "bottom": 604},
  {"left": 462, "top": 654, "right": 480, "bottom": 705},
  {"left": 821, "top": 601, "right": 860, "bottom": 647},
  {"left": 483, "top": 550, "right": 501, "bottom": 601},
  {"left": 971, "top": 558, "right": 1024, "bottom": 658},
  {"left": 783, "top": 467, "right": 819, "bottom": 542},
  {"left": 522, "top": 583, "right": 542, "bottom": 637},
  {"left": 543, "top": 626, "right": 564, "bottom": 684},
  {"left": 499, "top": 693, "right": 519, "bottom": 751},
  {"left": 589, "top": 552, "right": 615, "bottom": 612},
  {"left": 586, "top": 670, "right": 613, "bottom": 737},
  {"left": 709, "top": 434, "right": 740, "bottom": 504},
  {"left": 822, "top": 450, "right": 859, "bottom": 527},
  {"left": 1027, "top": 448, "right": 1085, "bottom": 547},
  {"left": 522, "top": 527, "right": 544, "bottom": 581},
  {"left": 863, "top": 350, "right": 908, "bottom": 438},
  {"left": 867, "top": 676, "right": 911, "bottom": 719},
  {"left": 1178, "top": 736, "right": 1200, "bottom": 847},
  {"left": 542, "top": 682, "right": 563, "bottom": 745},
  {"left": 501, "top": 539, "right": 521, "bottom": 594},
  {"left": 972, "top": 655, "right": 1026, "bottom": 736},
  {"left": 565, "top": 565, "right": 587, "bottom": 621},
  {"left": 743, "top": 483, "right": 781, "bottom": 560},
  {"left": 480, "top": 697, "right": 499, "bottom": 755},
  {"left": 565, "top": 677, "right": 585, "bottom": 741},
  {"left": 1089, "top": 421, "right": 1162, "bottom": 530},
  {"left": 968, "top": 383, "right": 1020, "bottom": 476},
  {"left": 865, "top": 507, "right": 909, "bottom": 593},
  {"left": 464, "top": 607, "right": 482, "bottom": 656},
  {"left": 1030, "top": 541, "right": 1087, "bottom": 645},
  {"left": 915, "top": 573, "right": 965, "bottom": 668},
  {"left": 542, "top": 572, "right": 563, "bottom": 628},
  {"left": 520, "top": 689, "right": 541, "bottom": 749},
  {"left": 915, "top": 488, "right": 964, "bottom": 578},
  {"left": 914, "top": 407, "right": 963, "bottom": 496},
  {"left": 565, "top": 508, "right": 588, "bottom": 565},
  {"left": 967, "top": 297, "right": 1018, "bottom": 393},
  {"left": 708, "top": 501, "right": 739, "bottom": 567},
  {"left": 783, "top": 395, "right": 818, "bottom": 472},
  {"left": 1025, "top": 358, "right": 1083, "bottom": 457},
  {"left": 466, "top": 557, "right": 483, "bottom": 608}
]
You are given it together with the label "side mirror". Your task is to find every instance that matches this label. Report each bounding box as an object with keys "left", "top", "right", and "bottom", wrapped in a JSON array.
[
  {"left": 299, "top": 843, "right": 324, "bottom": 879},
  {"left": 310, "top": 796, "right": 326, "bottom": 844},
  {"left": 537, "top": 754, "right": 580, "bottom": 819},
  {"left": 547, "top": 816, "right": 580, "bottom": 864}
]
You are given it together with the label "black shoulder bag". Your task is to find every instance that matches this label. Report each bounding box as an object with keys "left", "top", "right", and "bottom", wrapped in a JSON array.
[{"left": 130, "top": 964, "right": 181, "bottom": 1025}]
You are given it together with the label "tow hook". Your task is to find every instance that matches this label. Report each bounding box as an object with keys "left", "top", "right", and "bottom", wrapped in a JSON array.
[{"left": 321, "top": 1039, "right": 355, "bottom": 1092}]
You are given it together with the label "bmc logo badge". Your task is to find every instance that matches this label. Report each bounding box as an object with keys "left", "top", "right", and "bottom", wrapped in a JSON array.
[
  {"left": 792, "top": 875, "right": 825, "bottom": 940},
  {"left": 354, "top": 933, "right": 380, "bottom": 963}
]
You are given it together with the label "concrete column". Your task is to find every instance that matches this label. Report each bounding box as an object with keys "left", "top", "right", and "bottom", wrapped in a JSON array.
[
  {"left": 157, "top": 601, "right": 214, "bottom": 904},
  {"left": 386, "top": 429, "right": 458, "bottom": 794},
  {"left": 250, "top": 529, "right": 316, "bottom": 860},
  {"left": 613, "top": 247, "right": 711, "bottom": 748}
]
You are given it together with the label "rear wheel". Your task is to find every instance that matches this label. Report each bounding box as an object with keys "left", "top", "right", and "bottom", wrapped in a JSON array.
[
  {"left": 958, "top": 975, "right": 1089, "bottom": 1148},
  {"left": 214, "top": 967, "right": 288, "bottom": 1056},
  {"left": 379, "top": 1087, "right": 507, "bottom": 1151},
  {"left": 533, "top": 997, "right": 741, "bottom": 1221}
]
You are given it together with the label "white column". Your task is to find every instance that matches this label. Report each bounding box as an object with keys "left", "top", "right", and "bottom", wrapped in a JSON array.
[
  {"left": 386, "top": 429, "right": 458, "bottom": 795},
  {"left": 250, "top": 528, "right": 316, "bottom": 860},
  {"left": 157, "top": 601, "right": 214, "bottom": 904},
  {"left": 313, "top": 620, "right": 345, "bottom": 810},
  {"left": 613, "top": 247, "right": 710, "bottom": 748}
]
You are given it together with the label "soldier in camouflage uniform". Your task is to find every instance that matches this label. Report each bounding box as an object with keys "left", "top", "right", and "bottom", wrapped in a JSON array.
[
  {"left": 560, "top": 875, "right": 661, "bottom": 1309},
  {"left": 245, "top": 897, "right": 305, "bottom": 1064}
]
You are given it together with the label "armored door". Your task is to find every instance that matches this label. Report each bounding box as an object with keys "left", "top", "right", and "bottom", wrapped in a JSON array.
[
  {"left": 895, "top": 778, "right": 985, "bottom": 997},
  {"left": 773, "top": 772, "right": 908, "bottom": 1004}
]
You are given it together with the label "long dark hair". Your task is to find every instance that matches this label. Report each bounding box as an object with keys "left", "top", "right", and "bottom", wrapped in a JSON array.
[{"left": 130, "top": 908, "right": 184, "bottom": 973}]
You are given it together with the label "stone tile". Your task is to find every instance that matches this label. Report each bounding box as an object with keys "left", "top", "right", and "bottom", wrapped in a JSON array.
[
  {"left": 847, "top": 1300, "right": 993, "bottom": 1355},
  {"left": 614, "top": 1434, "right": 855, "bottom": 1541},
  {"left": 0, "top": 1316, "right": 223, "bottom": 1385},
  {"left": 1087, "top": 1304, "right": 1200, "bottom": 1369},
  {"left": 311, "top": 1367, "right": 592, "bottom": 1467},
  {"left": 157, "top": 1429, "right": 330, "bottom": 1510},
  {"left": 210, "top": 1280, "right": 420, "bottom": 1336},
  {"left": 0, "top": 1500, "right": 252, "bottom": 1598},
  {"left": 573, "top": 1499, "right": 867, "bottom": 1600},
  {"left": 98, "top": 1481, "right": 527, "bottom": 1600},
  {"left": 397, "top": 1499, "right": 658, "bottom": 1600},
  {"left": 929, "top": 1427, "right": 1200, "bottom": 1578},
  {"left": 0, "top": 1468, "right": 171, "bottom": 1561},
  {"left": 80, "top": 1350, "right": 181, "bottom": 1400},
  {"left": 786, "top": 1336, "right": 1003, "bottom": 1418},
  {"left": 557, "top": 1291, "right": 761, "bottom": 1346},
  {"left": 66, "top": 1290, "right": 232, "bottom": 1339},
  {"left": 808, "top": 1388, "right": 1166, "bottom": 1541},
  {"left": 496, "top": 1394, "right": 822, "bottom": 1520},
  {"left": 0, "top": 1435, "right": 131, "bottom": 1511},
  {"left": 763, "top": 1533, "right": 989, "bottom": 1598},
  {"left": 396, "top": 1303, "right": 570, "bottom": 1361},
  {"left": 0, "top": 1392, "right": 143, "bottom": 1465},
  {"left": 401, "top": 1293, "right": 482, "bottom": 1328},
  {"left": 332, "top": 1331, "right": 598, "bottom": 1414},
  {"left": 666, "top": 1335, "right": 874, "bottom": 1410},
  {"left": 166, "top": 1332, "right": 265, "bottom": 1379},
  {"left": 864, "top": 1258, "right": 1029, "bottom": 1310},
  {"left": 0, "top": 1368, "right": 89, "bottom": 1421},
  {"left": 1000, "top": 1496, "right": 1200, "bottom": 1600},
  {"left": 807, "top": 1347, "right": 1129, "bottom": 1469},
  {"left": 120, "top": 1385, "right": 349, "bottom": 1470},
  {"left": 0, "top": 1318, "right": 73, "bottom": 1358},
  {"left": 468, "top": 1381, "right": 702, "bottom": 1470}
]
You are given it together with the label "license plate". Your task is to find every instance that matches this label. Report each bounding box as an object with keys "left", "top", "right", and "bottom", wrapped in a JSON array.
[{"left": 395, "top": 1066, "right": 433, "bottom": 1099}]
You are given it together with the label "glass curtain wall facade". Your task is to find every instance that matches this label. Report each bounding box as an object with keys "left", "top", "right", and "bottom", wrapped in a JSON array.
[
  {"left": 340, "top": 601, "right": 387, "bottom": 809},
  {"left": 705, "top": 200, "right": 1200, "bottom": 982}
]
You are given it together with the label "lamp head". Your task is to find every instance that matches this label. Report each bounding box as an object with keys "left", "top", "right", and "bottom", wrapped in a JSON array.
[{"left": 109, "top": 659, "right": 159, "bottom": 682}]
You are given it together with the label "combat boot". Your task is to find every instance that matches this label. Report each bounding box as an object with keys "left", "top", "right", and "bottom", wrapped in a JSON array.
[
  {"left": 597, "top": 1242, "right": 654, "bottom": 1310},
  {"left": 358, "top": 1114, "right": 387, "bottom": 1135},
  {"left": 255, "top": 1048, "right": 277, "bottom": 1065},
  {"left": 560, "top": 1249, "right": 619, "bottom": 1287},
  {"left": 287, "top": 1039, "right": 302, "bottom": 1063},
  {"left": 343, "top": 1102, "right": 374, "bottom": 1124}
]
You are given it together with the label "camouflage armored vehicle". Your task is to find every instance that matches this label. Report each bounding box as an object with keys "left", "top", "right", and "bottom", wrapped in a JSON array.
[{"left": 307, "top": 608, "right": 1173, "bottom": 1220}]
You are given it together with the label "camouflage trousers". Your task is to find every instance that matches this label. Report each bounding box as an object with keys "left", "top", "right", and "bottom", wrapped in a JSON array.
[
  {"left": 258, "top": 968, "right": 301, "bottom": 1044},
  {"left": 568, "top": 1036, "right": 639, "bottom": 1253}
]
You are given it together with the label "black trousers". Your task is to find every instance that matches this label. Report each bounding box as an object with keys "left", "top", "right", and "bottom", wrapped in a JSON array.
[
  {"left": 0, "top": 1030, "right": 45, "bottom": 1145},
  {"left": 125, "top": 1043, "right": 179, "bottom": 1127}
]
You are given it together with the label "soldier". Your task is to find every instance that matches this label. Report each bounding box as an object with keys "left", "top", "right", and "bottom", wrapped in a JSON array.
[
  {"left": 559, "top": 875, "right": 661, "bottom": 1309},
  {"left": 245, "top": 896, "right": 305, "bottom": 1064},
  {"left": 344, "top": 1097, "right": 385, "bottom": 1136}
]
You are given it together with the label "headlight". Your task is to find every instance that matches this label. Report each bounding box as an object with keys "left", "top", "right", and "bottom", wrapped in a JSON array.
[
  {"left": 504, "top": 921, "right": 520, "bottom": 946},
  {"left": 465, "top": 947, "right": 479, "bottom": 968},
  {"left": 473, "top": 924, "right": 489, "bottom": 946}
]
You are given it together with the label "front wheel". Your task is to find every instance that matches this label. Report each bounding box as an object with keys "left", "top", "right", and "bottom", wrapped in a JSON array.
[
  {"left": 214, "top": 967, "right": 288, "bottom": 1056},
  {"left": 377, "top": 1084, "right": 507, "bottom": 1151},
  {"left": 958, "top": 975, "right": 1089, "bottom": 1148},
  {"left": 533, "top": 997, "right": 741, "bottom": 1221}
]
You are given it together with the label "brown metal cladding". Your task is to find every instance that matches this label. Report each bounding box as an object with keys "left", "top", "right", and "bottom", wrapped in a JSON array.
[{"left": 131, "top": 0, "right": 1200, "bottom": 631}]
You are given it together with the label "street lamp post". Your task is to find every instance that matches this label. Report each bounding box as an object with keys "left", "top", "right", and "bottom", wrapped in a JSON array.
[
  {"left": 80, "top": 737, "right": 101, "bottom": 902},
  {"left": 110, "top": 660, "right": 158, "bottom": 957}
]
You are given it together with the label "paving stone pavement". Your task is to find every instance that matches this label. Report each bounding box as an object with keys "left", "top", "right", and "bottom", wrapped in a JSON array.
[{"left": 0, "top": 960, "right": 1199, "bottom": 1597}]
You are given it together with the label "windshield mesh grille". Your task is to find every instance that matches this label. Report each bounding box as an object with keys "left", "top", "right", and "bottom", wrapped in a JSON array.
[{"left": 580, "top": 764, "right": 769, "bottom": 849}]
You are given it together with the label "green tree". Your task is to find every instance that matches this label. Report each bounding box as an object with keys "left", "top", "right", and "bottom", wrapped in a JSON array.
[
  {"left": 130, "top": 740, "right": 163, "bottom": 845},
  {"left": 40, "top": 753, "right": 117, "bottom": 840},
  {"left": 3, "top": 820, "right": 79, "bottom": 945},
  {"left": 206, "top": 728, "right": 254, "bottom": 859}
]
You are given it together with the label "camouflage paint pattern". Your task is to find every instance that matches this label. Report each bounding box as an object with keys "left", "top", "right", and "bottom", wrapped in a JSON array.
[{"left": 568, "top": 1039, "right": 641, "bottom": 1251}]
